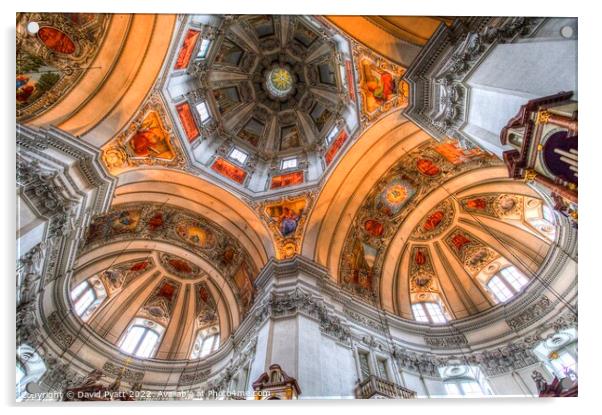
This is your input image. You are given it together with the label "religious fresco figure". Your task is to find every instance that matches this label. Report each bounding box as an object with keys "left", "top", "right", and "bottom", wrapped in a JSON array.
[
  {"left": 414, "top": 249, "right": 427, "bottom": 266},
  {"left": 270, "top": 171, "right": 304, "bottom": 189},
  {"left": 37, "top": 26, "right": 76, "bottom": 54},
  {"left": 16, "top": 75, "right": 36, "bottom": 103},
  {"left": 465, "top": 198, "right": 488, "bottom": 210},
  {"left": 176, "top": 223, "right": 217, "bottom": 249},
  {"left": 363, "top": 219, "right": 384, "bottom": 237},
  {"left": 167, "top": 258, "right": 194, "bottom": 274},
  {"left": 416, "top": 158, "right": 441, "bottom": 176},
  {"left": 279, "top": 206, "right": 301, "bottom": 237},
  {"left": 128, "top": 111, "right": 175, "bottom": 160},
  {"left": 147, "top": 212, "right": 165, "bottom": 231},
  {"left": 265, "top": 199, "right": 306, "bottom": 238},
  {"left": 16, "top": 51, "right": 60, "bottom": 106},
  {"left": 211, "top": 158, "right": 247, "bottom": 184},
  {"left": 451, "top": 233, "right": 471, "bottom": 252},
  {"left": 360, "top": 58, "right": 396, "bottom": 114},
  {"left": 110, "top": 209, "right": 141, "bottom": 233},
  {"left": 434, "top": 140, "right": 486, "bottom": 165},
  {"left": 422, "top": 210, "right": 444, "bottom": 231},
  {"left": 174, "top": 29, "right": 200, "bottom": 70}
]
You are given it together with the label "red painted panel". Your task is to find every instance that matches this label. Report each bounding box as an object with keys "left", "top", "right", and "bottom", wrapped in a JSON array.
[
  {"left": 175, "top": 102, "right": 200, "bottom": 142},
  {"left": 174, "top": 29, "right": 200, "bottom": 70},
  {"left": 38, "top": 26, "right": 76, "bottom": 54},
  {"left": 325, "top": 130, "right": 349, "bottom": 165},
  {"left": 211, "top": 158, "right": 247, "bottom": 184},
  {"left": 271, "top": 171, "right": 304, "bottom": 189}
]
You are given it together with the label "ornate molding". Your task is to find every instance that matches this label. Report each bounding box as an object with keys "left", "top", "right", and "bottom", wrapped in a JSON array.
[
  {"left": 256, "top": 288, "right": 351, "bottom": 344},
  {"left": 423, "top": 334, "right": 468, "bottom": 349},
  {"left": 46, "top": 311, "right": 76, "bottom": 350},
  {"left": 102, "top": 362, "right": 145, "bottom": 383},
  {"left": 403, "top": 17, "right": 545, "bottom": 143},
  {"left": 505, "top": 295, "right": 552, "bottom": 331}
]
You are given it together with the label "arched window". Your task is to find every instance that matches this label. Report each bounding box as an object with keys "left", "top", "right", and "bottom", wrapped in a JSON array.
[
  {"left": 70, "top": 276, "right": 107, "bottom": 321},
  {"left": 439, "top": 365, "right": 492, "bottom": 397},
  {"left": 412, "top": 302, "right": 448, "bottom": 324},
  {"left": 190, "top": 326, "right": 220, "bottom": 359},
  {"left": 533, "top": 328, "right": 578, "bottom": 380},
  {"left": 486, "top": 266, "right": 529, "bottom": 303},
  {"left": 195, "top": 101, "right": 211, "bottom": 123},
  {"left": 528, "top": 205, "right": 557, "bottom": 241},
  {"left": 118, "top": 318, "right": 165, "bottom": 359}
]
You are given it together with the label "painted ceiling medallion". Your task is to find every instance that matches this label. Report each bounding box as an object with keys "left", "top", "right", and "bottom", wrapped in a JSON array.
[
  {"left": 265, "top": 65, "right": 294, "bottom": 98},
  {"left": 159, "top": 253, "right": 203, "bottom": 280},
  {"left": 376, "top": 178, "right": 416, "bottom": 218},
  {"left": 411, "top": 200, "right": 455, "bottom": 240}
]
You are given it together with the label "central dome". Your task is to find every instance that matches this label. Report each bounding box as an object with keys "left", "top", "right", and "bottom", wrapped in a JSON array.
[
  {"left": 266, "top": 66, "right": 294, "bottom": 98},
  {"left": 163, "top": 15, "right": 361, "bottom": 196}
]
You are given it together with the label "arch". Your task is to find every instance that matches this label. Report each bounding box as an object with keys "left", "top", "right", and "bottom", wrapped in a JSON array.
[
  {"left": 26, "top": 14, "right": 176, "bottom": 148},
  {"left": 302, "top": 111, "right": 429, "bottom": 274},
  {"left": 382, "top": 170, "right": 555, "bottom": 318},
  {"left": 306, "top": 118, "right": 561, "bottom": 321},
  {"left": 113, "top": 168, "right": 275, "bottom": 270},
  {"left": 70, "top": 239, "right": 242, "bottom": 361}
]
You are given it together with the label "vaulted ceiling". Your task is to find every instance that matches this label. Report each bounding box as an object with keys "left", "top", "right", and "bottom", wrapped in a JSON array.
[{"left": 16, "top": 13, "right": 565, "bottom": 355}]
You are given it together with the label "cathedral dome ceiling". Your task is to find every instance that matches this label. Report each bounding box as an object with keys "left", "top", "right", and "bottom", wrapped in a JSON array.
[
  {"left": 303, "top": 112, "right": 558, "bottom": 323},
  {"left": 19, "top": 14, "right": 573, "bottom": 365},
  {"left": 160, "top": 15, "right": 372, "bottom": 197},
  {"left": 73, "top": 202, "right": 258, "bottom": 361}
]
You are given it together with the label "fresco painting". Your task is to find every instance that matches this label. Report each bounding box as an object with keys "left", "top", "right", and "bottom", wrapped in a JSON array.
[
  {"left": 270, "top": 171, "right": 304, "bottom": 189},
  {"left": 359, "top": 58, "right": 397, "bottom": 114},
  {"left": 176, "top": 222, "right": 217, "bottom": 249},
  {"left": 176, "top": 102, "right": 201, "bottom": 142},
  {"left": 174, "top": 29, "right": 200, "bottom": 70},
  {"left": 127, "top": 111, "right": 175, "bottom": 160},
  {"left": 211, "top": 158, "right": 247, "bottom": 184},
  {"left": 325, "top": 130, "right": 349, "bottom": 165}
]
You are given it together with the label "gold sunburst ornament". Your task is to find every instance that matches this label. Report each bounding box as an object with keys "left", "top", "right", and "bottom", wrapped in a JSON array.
[{"left": 266, "top": 66, "right": 294, "bottom": 98}]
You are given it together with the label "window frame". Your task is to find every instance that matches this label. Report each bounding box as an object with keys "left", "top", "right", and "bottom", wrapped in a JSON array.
[
  {"left": 356, "top": 349, "right": 372, "bottom": 381},
  {"left": 487, "top": 275, "right": 514, "bottom": 303},
  {"left": 486, "top": 265, "right": 529, "bottom": 303},
  {"left": 70, "top": 278, "right": 107, "bottom": 321},
  {"left": 190, "top": 328, "right": 221, "bottom": 359},
  {"left": 412, "top": 302, "right": 448, "bottom": 324},
  {"left": 118, "top": 319, "right": 165, "bottom": 359},
  {"left": 196, "top": 38, "right": 212, "bottom": 60},
  {"left": 229, "top": 147, "right": 248, "bottom": 165},
  {"left": 195, "top": 101, "right": 211, "bottom": 124},
  {"left": 280, "top": 157, "right": 298, "bottom": 170},
  {"left": 325, "top": 126, "right": 340, "bottom": 144}
]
